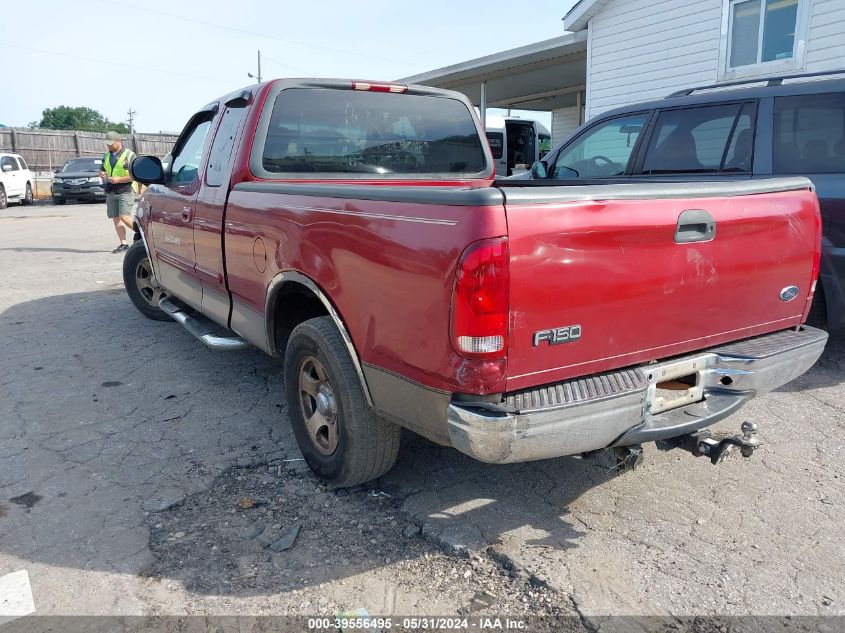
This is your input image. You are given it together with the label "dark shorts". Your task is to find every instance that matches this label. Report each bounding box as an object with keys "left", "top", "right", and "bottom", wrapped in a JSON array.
[{"left": 106, "top": 191, "right": 135, "bottom": 218}]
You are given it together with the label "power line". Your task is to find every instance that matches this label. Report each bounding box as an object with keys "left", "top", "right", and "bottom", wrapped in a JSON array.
[
  {"left": 0, "top": 41, "right": 240, "bottom": 85},
  {"left": 96, "top": 0, "right": 426, "bottom": 67},
  {"left": 262, "top": 55, "right": 313, "bottom": 77}
]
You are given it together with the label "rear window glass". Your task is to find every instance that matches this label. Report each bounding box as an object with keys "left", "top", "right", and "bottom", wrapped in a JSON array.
[
  {"left": 640, "top": 103, "right": 753, "bottom": 174},
  {"left": 486, "top": 132, "right": 504, "bottom": 160},
  {"left": 62, "top": 158, "right": 102, "bottom": 172},
  {"left": 773, "top": 93, "right": 845, "bottom": 174},
  {"left": 261, "top": 88, "right": 487, "bottom": 176}
]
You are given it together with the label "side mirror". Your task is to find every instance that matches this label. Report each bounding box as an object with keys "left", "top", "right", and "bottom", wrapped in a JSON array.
[
  {"left": 54, "top": 168, "right": 61, "bottom": 174},
  {"left": 1, "top": 164, "right": 12, "bottom": 172},
  {"left": 530, "top": 161, "right": 548, "bottom": 179},
  {"left": 130, "top": 155, "right": 165, "bottom": 184}
]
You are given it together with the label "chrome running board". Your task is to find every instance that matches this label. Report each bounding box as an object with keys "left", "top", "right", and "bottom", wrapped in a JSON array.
[{"left": 159, "top": 298, "right": 250, "bottom": 351}]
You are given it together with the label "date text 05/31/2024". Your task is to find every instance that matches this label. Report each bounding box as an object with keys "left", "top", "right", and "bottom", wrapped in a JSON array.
[{"left": 307, "top": 616, "right": 528, "bottom": 630}]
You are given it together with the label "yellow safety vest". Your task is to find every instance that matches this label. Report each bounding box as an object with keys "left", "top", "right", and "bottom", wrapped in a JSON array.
[{"left": 102, "top": 148, "right": 134, "bottom": 178}]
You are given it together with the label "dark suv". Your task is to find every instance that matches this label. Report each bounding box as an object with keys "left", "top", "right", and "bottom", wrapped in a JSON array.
[
  {"left": 525, "top": 72, "right": 845, "bottom": 332},
  {"left": 52, "top": 157, "right": 107, "bottom": 205}
]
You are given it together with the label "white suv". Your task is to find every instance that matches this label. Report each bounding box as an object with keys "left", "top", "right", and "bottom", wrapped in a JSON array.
[{"left": 0, "top": 153, "right": 34, "bottom": 209}]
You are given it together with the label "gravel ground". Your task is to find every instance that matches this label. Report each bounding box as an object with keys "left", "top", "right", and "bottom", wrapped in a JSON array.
[{"left": 0, "top": 203, "right": 843, "bottom": 630}]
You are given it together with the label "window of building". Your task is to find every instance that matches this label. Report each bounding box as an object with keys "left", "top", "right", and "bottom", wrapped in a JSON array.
[
  {"left": 639, "top": 104, "right": 754, "bottom": 174},
  {"left": 721, "top": 0, "right": 810, "bottom": 79},
  {"left": 773, "top": 93, "right": 845, "bottom": 174}
]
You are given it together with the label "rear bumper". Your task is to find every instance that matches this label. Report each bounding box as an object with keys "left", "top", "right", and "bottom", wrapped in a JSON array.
[{"left": 446, "top": 326, "right": 828, "bottom": 464}]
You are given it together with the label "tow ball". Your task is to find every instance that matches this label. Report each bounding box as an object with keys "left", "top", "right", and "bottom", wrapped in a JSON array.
[{"left": 657, "top": 421, "right": 761, "bottom": 465}]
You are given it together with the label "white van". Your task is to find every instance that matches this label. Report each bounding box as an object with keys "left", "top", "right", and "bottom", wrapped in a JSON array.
[{"left": 484, "top": 116, "right": 551, "bottom": 177}]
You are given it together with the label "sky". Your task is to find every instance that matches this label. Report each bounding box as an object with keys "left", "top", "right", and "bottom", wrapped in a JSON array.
[{"left": 0, "top": 0, "right": 578, "bottom": 133}]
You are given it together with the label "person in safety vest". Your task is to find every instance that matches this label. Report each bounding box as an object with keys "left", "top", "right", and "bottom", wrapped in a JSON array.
[{"left": 100, "top": 131, "right": 136, "bottom": 254}]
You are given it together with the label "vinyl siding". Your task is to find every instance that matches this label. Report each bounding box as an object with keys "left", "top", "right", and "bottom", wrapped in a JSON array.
[
  {"left": 805, "top": 0, "right": 845, "bottom": 71},
  {"left": 551, "top": 106, "right": 582, "bottom": 145},
  {"left": 585, "top": 0, "right": 845, "bottom": 120},
  {"left": 586, "top": 0, "right": 722, "bottom": 120}
]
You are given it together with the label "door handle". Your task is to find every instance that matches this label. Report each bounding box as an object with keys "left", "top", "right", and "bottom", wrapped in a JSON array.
[
  {"left": 181, "top": 206, "right": 193, "bottom": 223},
  {"left": 675, "top": 209, "right": 716, "bottom": 243}
]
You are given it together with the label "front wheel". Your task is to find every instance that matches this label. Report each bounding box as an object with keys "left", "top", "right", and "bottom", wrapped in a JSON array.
[
  {"left": 21, "top": 183, "right": 33, "bottom": 205},
  {"left": 122, "top": 241, "right": 170, "bottom": 321},
  {"left": 284, "top": 316, "right": 400, "bottom": 486},
  {"left": 0, "top": 185, "right": 6, "bottom": 210}
]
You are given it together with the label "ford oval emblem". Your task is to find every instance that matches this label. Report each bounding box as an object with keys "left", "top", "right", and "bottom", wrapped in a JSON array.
[{"left": 780, "top": 285, "right": 800, "bottom": 302}]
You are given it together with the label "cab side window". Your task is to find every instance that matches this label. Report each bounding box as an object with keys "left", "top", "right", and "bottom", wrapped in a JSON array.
[
  {"left": 17, "top": 157, "right": 29, "bottom": 170},
  {"left": 640, "top": 103, "right": 754, "bottom": 174},
  {"left": 773, "top": 93, "right": 845, "bottom": 174},
  {"left": 639, "top": 103, "right": 754, "bottom": 174},
  {"left": 551, "top": 114, "right": 647, "bottom": 179},
  {"left": 206, "top": 106, "right": 246, "bottom": 187},
  {"left": 170, "top": 115, "right": 214, "bottom": 186},
  {"left": 1, "top": 156, "right": 20, "bottom": 171}
]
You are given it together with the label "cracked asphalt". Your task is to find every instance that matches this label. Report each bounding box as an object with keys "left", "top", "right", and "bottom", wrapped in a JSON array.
[{"left": 1, "top": 203, "right": 843, "bottom": 622}]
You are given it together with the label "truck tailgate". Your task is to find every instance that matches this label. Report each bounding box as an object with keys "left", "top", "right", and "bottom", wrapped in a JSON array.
[{"left": 501, "top": 178, "right": 820, "bottom": 391}]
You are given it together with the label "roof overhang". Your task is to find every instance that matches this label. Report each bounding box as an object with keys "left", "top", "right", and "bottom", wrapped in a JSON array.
[
  {"left": 398, "top": 32, "right": 587, "bottom": 112},
  {"left": 563, "top": 0, "right": 612, "bottom": 31}
]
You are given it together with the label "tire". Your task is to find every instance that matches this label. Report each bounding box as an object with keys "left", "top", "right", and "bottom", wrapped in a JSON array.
[
  {"left": 122, "top": 241, "right": 170, "bottom": 321},
  {"left": 53, "top": 197, "right": 66, "bottom": 206},
  {"left": 284, "top": 316, "right": 400, "bottom": 487},
  {"left": 0, "top": 185, "right": 6, "bottom": 210},
  {"left": 21, "top": 183, "right": 33, "bottom": 206},
  {"left": 806, "top": 286, "right": 828, "bottom": 330}
]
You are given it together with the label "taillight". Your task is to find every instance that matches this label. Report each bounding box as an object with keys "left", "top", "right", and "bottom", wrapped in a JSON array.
[
  {"left": 351, "top": 81, "right": 408, "bottom": 93},
  {"left": 802, "top": 199, "right": 823, "bottom": 323},
  {"left": 451, "top": 238, "right": 509, "bottom": 359}
]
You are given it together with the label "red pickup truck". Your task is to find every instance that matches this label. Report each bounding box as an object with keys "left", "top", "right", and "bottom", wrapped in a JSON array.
[{"left": 124, "top": 78, "right": 827, "bottom": 486}]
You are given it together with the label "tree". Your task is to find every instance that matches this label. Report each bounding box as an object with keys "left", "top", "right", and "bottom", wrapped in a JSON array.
[{"left": 35, "top": 106, "right": 130, "bottom": 134}]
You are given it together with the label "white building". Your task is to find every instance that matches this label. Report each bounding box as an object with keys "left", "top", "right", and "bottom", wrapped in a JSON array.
[{"left": 402, "top": 0, "right": 845, "bottom": 144}]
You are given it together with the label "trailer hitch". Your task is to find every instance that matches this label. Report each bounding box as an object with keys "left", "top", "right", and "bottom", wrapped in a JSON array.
[{"left": 657, "top": 421, "right": 761, "bottom": 464}]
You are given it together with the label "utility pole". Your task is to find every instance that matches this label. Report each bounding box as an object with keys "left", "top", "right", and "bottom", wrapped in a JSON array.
[
  {"left": 247, "top": 50, "right": 262, "bottom": 83},
  {"left": 127, "top": 108, "right": 136, "bottom": 134}
]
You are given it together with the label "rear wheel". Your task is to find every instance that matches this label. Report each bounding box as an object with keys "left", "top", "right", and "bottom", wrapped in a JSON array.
[
  {"left": 122, "top": 241, "right": 170, "bottom": 321},
  {"left": 284, "top": 316, "right": 400, "bottom": 486},
  {"left": 0, "top": 185, "right": 6, "bottom": 210},
  {"left": 21, "top": 183, "right": 33, "bottom": 205}
]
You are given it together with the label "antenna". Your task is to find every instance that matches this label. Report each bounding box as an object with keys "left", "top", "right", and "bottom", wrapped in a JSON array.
[{"left": 247, "top": 50, "right": 262, "bottom": 83}]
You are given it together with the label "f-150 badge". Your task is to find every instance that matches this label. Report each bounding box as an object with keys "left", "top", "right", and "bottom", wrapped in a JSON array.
[{"left": 533, "top": 325, "right": 582, "bottom": 346}]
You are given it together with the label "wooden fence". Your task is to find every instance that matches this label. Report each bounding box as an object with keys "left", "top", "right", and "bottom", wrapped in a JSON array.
[{"left": 0, "top": 128, "right": 178, "bottom": 173}]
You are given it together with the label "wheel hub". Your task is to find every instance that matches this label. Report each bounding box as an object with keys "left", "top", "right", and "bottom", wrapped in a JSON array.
[
  {"left": 315, "top": 387, "right": 336, "bottom": 417},
  {"left": 297, "top": 356, "right": 339, "bottom": 455},
  {"left": 134, "top": 257, "right": 164, "bottom": 307}
]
